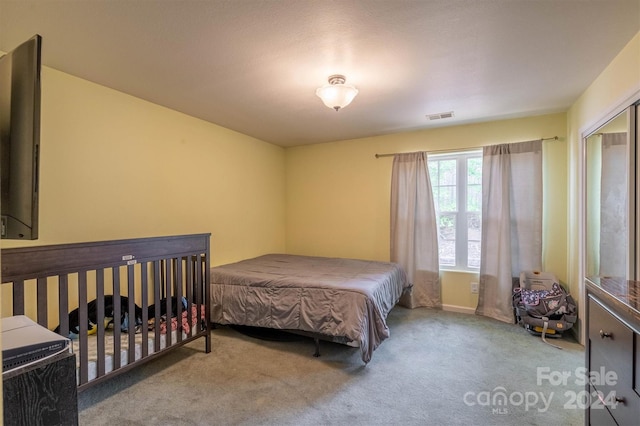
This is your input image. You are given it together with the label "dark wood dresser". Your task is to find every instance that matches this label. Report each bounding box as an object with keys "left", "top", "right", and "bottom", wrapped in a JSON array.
[
  {"left": 585, "top": 277, "right": 640, "bottom": 425},
  {"left": 3, "top": 351, "right": 78, "bottom": 426}
]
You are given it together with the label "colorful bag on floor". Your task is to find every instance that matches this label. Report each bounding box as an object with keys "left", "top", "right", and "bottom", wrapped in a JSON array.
[{"left": 513, "top": 281, "right": 577, "bottom": 347}]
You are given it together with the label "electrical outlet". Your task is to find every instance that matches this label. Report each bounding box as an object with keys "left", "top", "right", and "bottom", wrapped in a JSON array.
[{"left": 470, "top": 282, "right": 479, "bottom": 293}]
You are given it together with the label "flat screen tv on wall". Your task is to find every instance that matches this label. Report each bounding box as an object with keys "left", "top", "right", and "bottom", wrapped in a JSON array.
[{"left": 0, "top": 34, "right": 41, "bottom": 240}]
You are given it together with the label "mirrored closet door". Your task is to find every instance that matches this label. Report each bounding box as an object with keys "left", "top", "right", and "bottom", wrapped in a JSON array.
[{"left": 585, "top": 104, "right": 637, "bottom": 282}]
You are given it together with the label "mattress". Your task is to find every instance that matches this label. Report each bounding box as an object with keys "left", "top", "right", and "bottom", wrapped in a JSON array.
[
  {"left": 210, "top": 254, "right": 409, "bottom": 363},
  {"left": 72, "top": 304, "right": 205, "bottom": 384},
  {"left": 72, "top": 329, "right": 184, "bottom": 385}
]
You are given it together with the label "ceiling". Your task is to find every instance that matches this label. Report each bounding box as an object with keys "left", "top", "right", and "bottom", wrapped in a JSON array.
[{"left": 1, "top": 1, "right": 639, "bottom": 147}]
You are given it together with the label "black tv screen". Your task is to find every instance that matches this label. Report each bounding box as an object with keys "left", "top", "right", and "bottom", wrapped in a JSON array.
[{"left": 0, "top": 35, "right": 41, "bottom": 240}]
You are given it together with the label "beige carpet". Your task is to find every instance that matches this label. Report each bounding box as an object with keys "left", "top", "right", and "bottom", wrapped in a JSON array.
[{"left": 78, "top": 307, "right": 584, "bottom": 425}]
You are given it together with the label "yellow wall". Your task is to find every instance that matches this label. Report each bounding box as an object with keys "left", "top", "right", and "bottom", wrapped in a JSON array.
[
  {"left": 285, "top": 112, "right": 568, "bottom": 310},
  {"left": 3, "top": 50, "right": 287, "bottom": 426},
  {"left": 567, "top": 32, "right": 640, "bottom": 340},
  {"left": 2, "top": 67, "right": 287, "bottom": 266}
]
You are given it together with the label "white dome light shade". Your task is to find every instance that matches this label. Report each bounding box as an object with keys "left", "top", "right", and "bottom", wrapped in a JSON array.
[{"left": 316, "top": 75, "right": 358, "bottom": 111}]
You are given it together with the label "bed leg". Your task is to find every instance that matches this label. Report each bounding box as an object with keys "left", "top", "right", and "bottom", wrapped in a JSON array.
[
  {"left": 313, "top": 337, "right": 321, "bottom": 357},
  {"left": 205, "top": 330, "right": 212, "bottom": 353}
]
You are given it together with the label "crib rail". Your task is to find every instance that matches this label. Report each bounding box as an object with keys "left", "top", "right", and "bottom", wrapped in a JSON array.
[{"left": 1, "top": 233, "right": 211, "bottom": 391}]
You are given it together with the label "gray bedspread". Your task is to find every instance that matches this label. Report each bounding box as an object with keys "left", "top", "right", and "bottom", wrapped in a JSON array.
[{"left": 210, "top": 254, "right": 409, "bottom": 363}]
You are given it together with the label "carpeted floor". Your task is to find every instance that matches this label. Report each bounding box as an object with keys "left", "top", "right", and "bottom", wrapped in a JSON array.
[{"left": 78, "top": 308, "right": 584, "bottom": 425}]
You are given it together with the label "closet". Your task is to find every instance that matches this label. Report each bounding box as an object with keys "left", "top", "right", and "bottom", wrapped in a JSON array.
[{"left": 584, "top": 103, "right": 639, "bottom": 425}]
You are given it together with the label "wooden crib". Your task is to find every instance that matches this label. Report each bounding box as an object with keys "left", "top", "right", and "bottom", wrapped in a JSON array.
[{"left": 1, "top": 233, "right": 211, "bottom": 391}]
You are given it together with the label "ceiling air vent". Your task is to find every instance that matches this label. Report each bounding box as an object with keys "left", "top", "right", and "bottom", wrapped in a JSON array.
[{"left": 427, "top": 111, "right": 455, "bottom": 121}]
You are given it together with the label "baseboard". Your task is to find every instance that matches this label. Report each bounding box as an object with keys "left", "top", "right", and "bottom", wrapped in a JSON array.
[{"left": 442, "top": 304, "right": 476, "bottom": 315}]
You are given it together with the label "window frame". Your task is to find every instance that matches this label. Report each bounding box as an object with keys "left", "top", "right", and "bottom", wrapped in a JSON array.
[{"left": 428, "top": 149, "right": 482, "bottom": 271}]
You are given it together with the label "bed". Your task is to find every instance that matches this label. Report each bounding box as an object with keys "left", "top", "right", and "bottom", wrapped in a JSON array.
[
  {"left": 210, "top": 254, "right": 409, "bottom": 363},
  {"left": 1, "top": 233, "right": 211, "bottom": 391}
]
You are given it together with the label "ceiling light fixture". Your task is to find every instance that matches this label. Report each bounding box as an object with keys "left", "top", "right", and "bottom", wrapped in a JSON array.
[{"left": 316, "top": 75, "right": 358, "bottom": 111}]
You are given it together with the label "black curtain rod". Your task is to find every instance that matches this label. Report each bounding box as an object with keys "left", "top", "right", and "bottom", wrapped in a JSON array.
[{"left": 374, "top": 136, "right": 559, "bottom": 158}]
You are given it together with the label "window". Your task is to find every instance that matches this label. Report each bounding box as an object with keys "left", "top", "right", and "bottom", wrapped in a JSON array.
[{"left": 428, "top": 151, "right": 482, "bottom": 270}]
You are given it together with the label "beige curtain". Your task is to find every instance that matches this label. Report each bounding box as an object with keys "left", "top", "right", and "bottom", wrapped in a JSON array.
[
  {"left": 390, "top": 152, "right": 441, "bottom": 309},
  {"left": 476, "top": 140, "right": 542, "bottom": 323}
]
